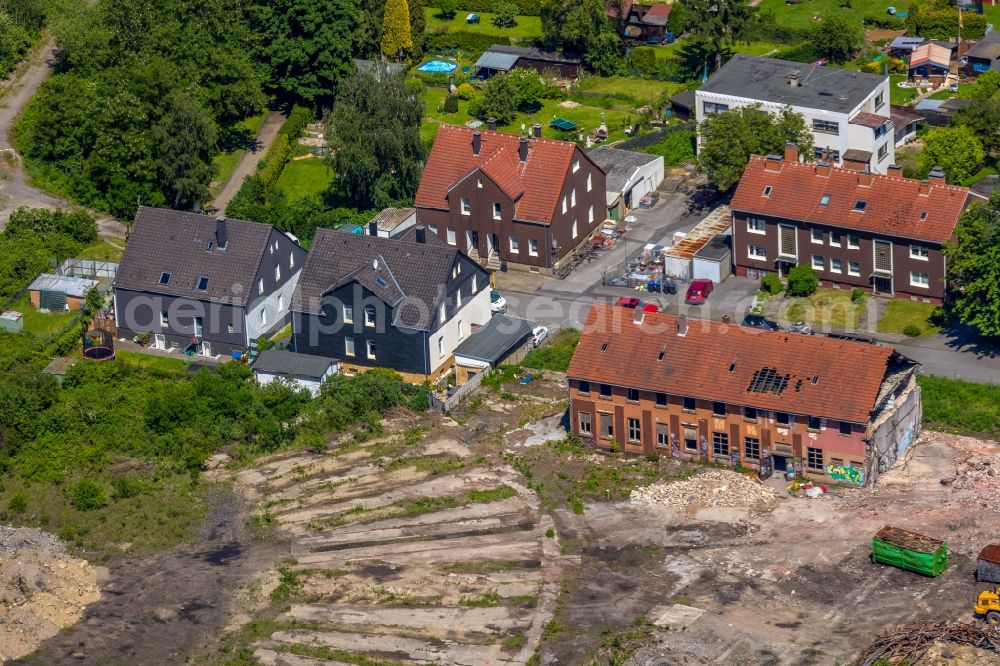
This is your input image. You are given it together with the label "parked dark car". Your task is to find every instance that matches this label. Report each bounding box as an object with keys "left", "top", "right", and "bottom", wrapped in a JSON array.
[
  {"left": 684, "top": 279, "right": 713, "bottom": 305},
  {"left": 617, "top": 296, "right": 657, "bottom": 312},
  {"left": 741, "top": 315, "right": 780, "bottom": 331}
]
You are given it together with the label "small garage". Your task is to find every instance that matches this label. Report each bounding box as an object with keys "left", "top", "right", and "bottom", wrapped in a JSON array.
[
  {"left": 588, "top": 146, "right": 665, "bottom": 217},
  {"left": 692, "top": 234, "right": 732, "bottom": 284},
  {"left": 252, "top": 349, "right": 339, "bottom": 397},
  {"left": 454, "top": 314, "right": 535, "bottom": 385},
  {"left": 28, "top": 274, "right": 98, "bottom": 311}
]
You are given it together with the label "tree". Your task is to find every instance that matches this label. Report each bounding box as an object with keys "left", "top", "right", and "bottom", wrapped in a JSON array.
[
  {"left": 491, "top": 1, "right": 518, "bottom": 28},
  {"left": 153, "top": 92, "right": 217, "bottom": 209},
  {"left": 435, "top": 0, "right": 456, "bottom": 19},
  {"left": 505, "top": 67, "right": 548, "bottom": 109},
  {"left": 409, "top": 0, "right": 426, "bottom": 59},
  {"left": 786, "top": 265, "right": 818, "bottom": 297},
  {"left": 326, "top": 71, "right": 426, "bottom": 210},
  {"left": 468, "top": 72, "right": 519, "bottom": 124},
  {"left": 919, "top": 125, "right": 984, "bottom": 185},
  {"left": 813, "top": 14, "right": 861, "bottom": 63},
  {"left": 584, "top": 29, "right": 622, "bottom": 76},
  {"left": 683, "top": 0, "right": 753, "bottom": 72},
  {"left": 541, "top": 0, "right": 619, "bottom": 72},
  {"left": 944, "top": 193, "right": 1000, "bottom": 337},
  {"left": 381, "top": 0, "right": 412, "bottom": 61},
  {"left": 697, "top": 104, "right": 813, "bottom": 190},
  {"left": 958, "top": 71, "right": 1000, "bottom": 154}
]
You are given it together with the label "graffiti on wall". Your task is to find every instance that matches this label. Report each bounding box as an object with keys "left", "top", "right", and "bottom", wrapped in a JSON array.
[{"left": 826, "top": 463, "right": 865, "bottom": 486}]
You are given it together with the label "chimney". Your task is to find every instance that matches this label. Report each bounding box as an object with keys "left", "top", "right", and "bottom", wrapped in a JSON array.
[
  {"left": 519, "top": 135, "right": 528, "bottom": 162},
  {"left": 633, "top": 307, "right": 645, "bottom": 325},
  {"left": 886, "top": 164, "right": 902, "bottom": 177},
  {"left": 928, "top": 166, "right": 946, "bottom": 184},
  {"left": 677, "top": 314, "right": 688, "bottom": 337},
  {"left": 368, "top": 221, "right": 378, "bottom": 237},
  {"left": 533, "top": 123, "right": 542, "bottom": 138},
  {"left": 763, "top": 154, "right": 783, "bottom": 173},
  {"left": 857, "top": 169, "right": 873, "bottom": 187},
  {"left": 787, "top": 69, "right": 800, "bottom": 88},
  {"left": 918, "top": 180, "right": 930, "bottom": 196},
  {"left": 414, "top": 225, "right": 426, "bottom": 244},
  {"left": 215, "top": 216, "right": 228, "bottom": 249},
  {"left": 472, "top": 130, "right": 481, "bottom": 155},
  {"left": 784, "top": 142, "right": 799, "bottom": 163},
  {"left": 487, "top": 117, "right": 497, "bottom": 131},
  {"left": 815, "top": 160, "right": 831, "bottom": 177}
]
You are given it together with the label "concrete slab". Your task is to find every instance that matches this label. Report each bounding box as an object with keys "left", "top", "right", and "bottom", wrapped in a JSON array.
[
  {"left": 254, "top": 648, "right": 354, "bottom": 666},
  {"left": 650, "top": 603, "right": 705, "bottom": 629},
  {"left": 270, "top": 628, "right": 504, "bottom": 666},
  {"left": 284, "top": 603, "right": 529, "bottom": 634}
]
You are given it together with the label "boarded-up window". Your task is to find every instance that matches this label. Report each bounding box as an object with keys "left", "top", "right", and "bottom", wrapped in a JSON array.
[
  {"left": 600, "top": 413, "right": 613, "bottom": 438},
  {"left": 656, "top": 423, "right": 668, "bottom": 447},
  {"left": 579, "top": 412, "right": 592, "bottom": 434}
]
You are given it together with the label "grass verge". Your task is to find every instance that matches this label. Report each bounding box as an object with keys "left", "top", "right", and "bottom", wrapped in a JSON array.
[
  {"left": 782, "top": 289, "right": 865, "bottom": 331},
  {"left": 876, "top": 300, "right": 941, "bottom": 337},
  {"left": 918, "top": 375, "right": 1000, "bottom": 439},
  {"left": 275, "top": 155, "right": 333, "bottom": 201}
]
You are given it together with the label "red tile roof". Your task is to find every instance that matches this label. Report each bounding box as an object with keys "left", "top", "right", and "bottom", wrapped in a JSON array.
[
  {"left": 567, "top": 303, "right": 895, "bottom": 424},
  {"left": 415, "top": 125, "right": 579, "bottom": 224},
  {"left": 849, "top": 111, "right": 890, "bottom": 129},
  {"left": 730, "top": 155, "right": 976, "bottom": 244},
  {"left": 641, "top": 3, "right": 671, "bottom": 24},
  {"left": 909, "top": 43, "right": 952, "bottom": 68}
]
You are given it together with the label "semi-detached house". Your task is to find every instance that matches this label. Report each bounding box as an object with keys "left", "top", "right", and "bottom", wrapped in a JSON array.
[
  {"left": 566, "top": 303, "right": 921, "bottom": 486},
  {"left": 697, "top": 55, "right": 894, "bottom": 174},
  {"left": 730, "top": 147, "right": 985, "bottom": 303},
  {"left": 414, "top": 125, "right": 607, "bottom": 274}
]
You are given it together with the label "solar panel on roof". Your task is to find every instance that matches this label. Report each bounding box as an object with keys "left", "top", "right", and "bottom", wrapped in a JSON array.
[{"left": 747, "top": 367, "right": 789, "bottom": 394}]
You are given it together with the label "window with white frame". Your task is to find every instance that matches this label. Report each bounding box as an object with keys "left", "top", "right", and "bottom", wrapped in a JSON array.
[
  {"left": 476, "top": 178, "right": 482, "bottom": 188},
  {"left": 627, "top": 417, "right": 641, "bottom": 443},
  {"left": 366, "top": 340, "right": 376, "bottom": 359},
  {"left": 345, "top": 337, "right": 355, "bottom": 356},
  {"left": 748, "top": 244, "right": 766, "bottom": 259},
  {"left": 811, "top": 228, "right": 823, "bottom": 244},
  {"left": 830, "top": 231, "right": 841, "bottom": 247},
  {"left": 364, "top": 305, "right": 376, "bottom": 327},
  {"left": 570, "top": 188, "right": 576, "bottom": 207},
  {"left": 830, "top": 257, "right": 842, "bottom": 273},
  {"left": 457, "top": 318, "right": 464, "bottom": 339},
  {"left": 847, "top": 234, "right": 860, "bottom": 249},
  {"left": 812, "top": 254, "right": 824, "bottom": 270},
  {"left": 573, "top": 160, "right": 580, "bottom": 173},
  {"left": 703, "top": 101, "right": 728, "bottom": 114},
  {"left": 274, "top": 264, "right": 281, "bottom": 281},
  {"left": 461, "top": 197, "right": 471, "bottom": 215},
  {"left": 447, "top": 227, "right": 456, "bottom": 245},
  {"left": 439, "top": 303, "right": 446, "bottom": 324},
  {"left": 429, "top": 224, "right": 438, "bottom": 235},
  {"left": 813, "top": 119, "right": 839, "bottom": 135},
  {"left": 289, "top": 253, "right": 294, "bottom": 268},
  {"left": 437, "top": 336, "right": 444, "bottom": 358},
  {"left": 529, "top": 239, "right": 538, "bottom": 256},
  {"left": 160, "top": 311, "right": 168, "bottom": 327},
  {"left": 588, "top": 205, "right": 594, "bottom": 223},
  {"left": 456, "top": 289, "right": 462, "bottom": 308},
  {"left": 258, "top": 278, "right": 264, "bottom": 295},
  {"left": 848, "top": 261, "right": 861, "bottom": 276},
  {"left": 561, "top": 195, "right": 567, "bottom": 214},
  {"left": 509, "top": 236, "right": 519, "bottom": 253},
  {"left": 572, "top": 220, "right": 578, "bottom": 238},
  {"left": 586, "top": 173, "right": 592, "bottom": 191},
  {"left": 909, "top": 244, "right": 929, "bottom": 260},
  {"left": 910, "top": 271, "right": 929, "bottom": 287},
  {"left": 747, "top": 218, "right": 765, "bottom": 234},
  {"left": 492, "top": 202, "right": 501, "bottom": 220},
  {"left": 471, "top": 275, "right": 477, "bottom": 292},
  {"left": 877, "top": 142, "right": 888, "bottom": 162},
  {"left": 344, "top": 305, "right": 353, "bottom": 323},
  {"left": 277, "top": 294, "right": 284, "bottom": 311}
]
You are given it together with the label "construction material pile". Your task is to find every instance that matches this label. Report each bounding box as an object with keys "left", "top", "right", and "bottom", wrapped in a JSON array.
[
  {"left": 944, "top": 453, "right": 1000, "bottom": 512},
  {"left": 630, "top": 469, "right": 778, "bottom": 509},
  {"left": 0, "top": 527, "right": 102, "bottom": 663},
  {"left": 856, "top": 621, "right": 1000, "bottom": 666}
]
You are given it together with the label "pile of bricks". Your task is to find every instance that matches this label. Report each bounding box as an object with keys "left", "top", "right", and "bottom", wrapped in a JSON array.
[{"left": 630, "top": 469, "right": 778, "bottom": 508}]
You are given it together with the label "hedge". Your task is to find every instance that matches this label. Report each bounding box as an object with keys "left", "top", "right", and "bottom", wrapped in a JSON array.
[
  {"left": 258, "top": 133, "right": 291, "bottom": 189},
  {"left": 279, "top": 105, "right": 314, "bottom": 140},
  {"left": 426, "top": 30, "right": 511, "bottom": 56},
  {"left": 434, "top": 0, "right": 542, "bottom": 15}
]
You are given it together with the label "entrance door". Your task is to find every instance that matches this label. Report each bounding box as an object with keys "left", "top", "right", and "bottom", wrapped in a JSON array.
[
  {"left": 488, "top": 233, "right": 498, "bottom": 256},
  {"left": 154, "top": 333, "right": 166, "bottom": 350},
  {"left": 773, "top": 455, "right": 790, "bottom": 477},
  {"left": 470, "top": 230, "right": 480, "bottom": 254},
  {"left": 201, "top": 341, "right": 212, "bottom": 357},
  {"left": 872, "top": 276, "right": 892, "bottom": 295}
]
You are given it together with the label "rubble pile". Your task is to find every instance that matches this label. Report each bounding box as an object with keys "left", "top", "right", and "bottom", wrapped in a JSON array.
[
  {"left": 0, "top": 527, "right": 102, "bottom": 664},
  {"left": 944, "top": 454, "right": 1000, "bottom": 512},
  {"left": 630, "top": 469, "right": 778, "bottom": 508},
  {"left": 856, "top": 621, "right": 1000, "bottom": 666}
]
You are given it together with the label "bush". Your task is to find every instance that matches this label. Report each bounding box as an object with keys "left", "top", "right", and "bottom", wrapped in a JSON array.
[
  {"left": 69, "top": 479, "right": 107, "bottom": 511},
  {"left": 278, "top": 105, "right": 315, "bottom": 141},
  {"left": 7, "top": 492, "right": 28, "bottom": 514},
  {"left": 454, "top": 82, "right": 476, "bottom": 100},
  {"left": 425, "top": 31, "right": 511, "bottom": 56},
  {"left": 112, "top": 475, "right": 146, "bottom": 499},
  {"left": 761, "top": 273, "right": 784, "bottom": 295},
  {"left": 851, "top": 288, "right": 866, "bottom": 304},
  {"left": 444, "top": 94, "right": 459, "bottom": 113},
  {"left": 786, "top": 265, "right": 819, "bottom": 297},
  {"left": 903, "top": 324, "right": 922, "bottom": 337},
  {"left": 258, "top": 133, "right": 291, "bottom": 189},
  {"left": 862, "top": 14, "right": 904, "bottom": 29}
]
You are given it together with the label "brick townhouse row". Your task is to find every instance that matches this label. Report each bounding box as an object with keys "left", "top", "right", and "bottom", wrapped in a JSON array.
[{"left": 566, "top": 304, "right": 921, "bottom": 485}]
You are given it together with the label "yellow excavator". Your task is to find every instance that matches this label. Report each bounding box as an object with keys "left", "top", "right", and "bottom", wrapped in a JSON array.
[{"left": 974, "top": 587, "right": 1000, "bottom": 626}]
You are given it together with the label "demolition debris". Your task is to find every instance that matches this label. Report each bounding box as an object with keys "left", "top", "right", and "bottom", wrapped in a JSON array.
[
  {"left": 630, "top": 469, "right": 778, "bottom": 508},
  {"left": 856, "top": 621, "right": 1000, "bottom": 666}
]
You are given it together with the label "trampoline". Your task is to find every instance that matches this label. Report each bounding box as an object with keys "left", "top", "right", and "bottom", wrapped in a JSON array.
[
  {"left": 418, "top": 60, "right": 458, "bottom": 73},
  {"left": 83, "top": 329, "right": 115, "bottom": 360}
]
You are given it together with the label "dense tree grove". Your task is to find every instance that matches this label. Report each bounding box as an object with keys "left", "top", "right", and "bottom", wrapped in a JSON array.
[
  {"left": 945, "top": 193, "right": 1000, "bottom": 337},
  {"left": 0, "top": 207, "right": 97, "bottom": 300},
  {"left": 0, "top": 0, "right": 48, "bottom": 77}
]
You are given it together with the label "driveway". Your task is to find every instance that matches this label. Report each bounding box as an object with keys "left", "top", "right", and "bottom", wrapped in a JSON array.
[{"left": 211, "top": 109, "right": 287, "bottom": 212}]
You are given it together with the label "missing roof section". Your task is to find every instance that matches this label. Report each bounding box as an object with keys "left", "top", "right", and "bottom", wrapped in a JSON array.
[{"left": 747, "top": 367, "right": 790, "bottom": 394}]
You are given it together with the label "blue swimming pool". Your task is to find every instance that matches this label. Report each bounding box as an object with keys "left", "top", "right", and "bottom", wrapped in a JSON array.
[{"left": 418, "top": 60, "right": 458, "bottom": 73}]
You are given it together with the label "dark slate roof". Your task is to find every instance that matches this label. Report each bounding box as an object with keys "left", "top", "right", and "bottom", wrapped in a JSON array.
[
  {"left": 115, "top": 207, "right": 273, "bottom": 305},
  {"left": 486, "top": 45, "right": 583, "bottom": 65},
  {"left": 454, "top": 314, "right": 535, "bottom": 364},
  {"left": 252, "top": 349, "right": 337, "bottom": 379},
  {"left": 699, "top": 55, "right": 885, "bottom": 114},
  {"left": 693, "top": 234, "right": 731, "bottom": 262},
  {"left": 966, "top": 31, "right": 1000, "bottom": 61},
  {"left": 292, "top": 229, "right": 471, "bottom": 330},
  {"left": 670, "top": 89, "right": 696, "bottom": 111},
  {"left": 475, "top": 51, "right": 520, "bottom": 71},
  {"left": 587, "top": 146, "right": 661, "bottom": 194}
]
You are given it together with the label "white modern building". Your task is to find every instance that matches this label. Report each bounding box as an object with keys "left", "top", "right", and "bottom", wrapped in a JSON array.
[
  {"left": 252, "top": 349, "right": 339, "bottom": 397},
  {"left": 696, "top": 55, "right": 894, "bottom": 174},
  {"left": 587, "top": 146, "right": 665, "bottom": 220}
]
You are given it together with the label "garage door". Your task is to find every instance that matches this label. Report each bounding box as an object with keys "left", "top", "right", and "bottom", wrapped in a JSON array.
[{"left": 39, "top": 290, "right": 67, "bottom": 311}]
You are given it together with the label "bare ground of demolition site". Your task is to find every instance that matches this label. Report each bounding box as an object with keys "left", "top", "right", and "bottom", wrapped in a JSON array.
[{"left": 4, "top": 369, "right": 1000, "bottom": 665}]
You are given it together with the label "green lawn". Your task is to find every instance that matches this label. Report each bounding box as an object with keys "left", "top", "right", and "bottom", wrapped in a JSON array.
[
  {"left": 424, "top": 8, "right": 542, "bottom": 41},
  {"left": 876, "top": 299, "right": 941, "bottom": 337},
  {"left": 211, "top": 110, "right": 270, "bottom": 196},
  {"left": 115, "top": 350, "right": 191, "bottom": 374},
  {"left": 76, "top": 240, "right": 124, "bottom": 262},
  {"left": 275, "top": 156, "right": 333, "bottom": 201},
  {"left": 781, "top": 289, "right": 865, "bottom": 331},
  {"left": 962, "top": 164, "right": 999, "bottom": 187},
  {"left": 576, "top": 75, "right": 681, "bottom": 102},
  {"left": 928, "top": 83, "right": 977, "bottom": 100},
  {"left": 918, "top": 375, "right": 1000, "bottom": 439},
  {"left": 756, "top": 0, "right": 896, "bottom": 29},
  {"left": 889, "top": 74, "right": 918, "bottom": 106},
  {"left": 8, "top": 293, "right": 77, "bottom": 335}
]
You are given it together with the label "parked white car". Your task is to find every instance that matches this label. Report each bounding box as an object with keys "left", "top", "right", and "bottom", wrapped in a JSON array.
[
  {"left": 490, "top": 290, "right": 507, "bottom": 314},
  {"left": 532, "top": 325, "right": 549, "bottom": 347}
]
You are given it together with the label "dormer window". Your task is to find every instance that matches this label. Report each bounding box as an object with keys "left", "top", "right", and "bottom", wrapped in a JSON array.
[
  {"left": 159, "top": 272, "right": 171, "bottom": 285},
  {"left": 853, "top": 200, "right": 867, "bottom": 212},
  {"left": 819, "top": 194, "right": 831, "bottom": 206},
  {"left": 196, "top": 276, "right": 209, "bottom": 291},
  {"left": 762, "top": 186, "right": 773, "bottom": 197}
]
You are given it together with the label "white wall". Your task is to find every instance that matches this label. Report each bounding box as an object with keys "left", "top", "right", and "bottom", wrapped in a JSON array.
[
  {"left": 255, "top": 370, "right": 332, "bottom": 397},
  {"left": 429, "top": 285, "right": 491, "bottom": 374},
  {"left": 625, "top": 156, "right": 665, "bottom": 207},
  {"left": 246, "top": 270, "right": 301, "bottom": 342},
  {"left": 378, "top": 211, "right": 417, "bottom": 238}
]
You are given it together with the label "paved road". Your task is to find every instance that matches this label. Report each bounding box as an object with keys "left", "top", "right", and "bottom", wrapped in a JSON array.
[{"left": 211, "top": 109, "right": 286, "bottom": 213}]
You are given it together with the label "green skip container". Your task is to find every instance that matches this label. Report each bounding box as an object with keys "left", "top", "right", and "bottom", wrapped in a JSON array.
[{"left": 871, "top": 526, "right": 949, "bottom": 577}]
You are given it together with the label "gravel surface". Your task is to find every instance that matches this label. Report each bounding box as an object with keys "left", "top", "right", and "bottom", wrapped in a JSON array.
[
  {"left": 630, "top": 469, "right": 778, "bottom": 508},
  {"left": 0, "top": 527, "right": 66, "bottom": 558}
]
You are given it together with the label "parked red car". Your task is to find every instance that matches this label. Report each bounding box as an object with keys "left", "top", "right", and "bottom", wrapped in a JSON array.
[
  {"left": 616, "top": 297, "right": 658, "bottom": 312},
  {"left": 685, "top": 279, "right": 714, "bottom": 304}
]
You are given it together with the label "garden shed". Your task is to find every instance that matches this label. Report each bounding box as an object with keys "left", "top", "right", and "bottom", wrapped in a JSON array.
[
  {"left": 692, "top": 234, "right": 732, "bottom": 284},
  {"left": 454, "top": 314, "right": 535, "bottom": 385},
  {"left": 28, "top": 274, "right": 97, "bottom": 312},
  {"left": 588, "top": 146, "right": 664, "bottom": 217},
  {"left": 252, "top": 349, "right": 339, "bottom": 397}
]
